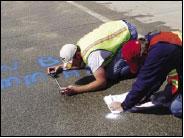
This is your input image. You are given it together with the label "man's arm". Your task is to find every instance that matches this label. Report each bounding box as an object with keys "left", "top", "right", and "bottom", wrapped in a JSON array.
[
  {"left": 47, "top": 62, "right": 85, "bottom": 75},
  {"left": 122, "top": 44, "right": 175, "bottom": 110},
  {"left": 77, "top": 66, "right": 107, "bottom": 92},
  {"left": 60, "top": 66, "right": 107, "bottom": 95}
]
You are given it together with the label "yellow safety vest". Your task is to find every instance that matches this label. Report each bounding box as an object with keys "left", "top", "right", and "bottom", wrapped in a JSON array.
[{"left": 77, "top": 20, "right": 131, "bottom": 67}]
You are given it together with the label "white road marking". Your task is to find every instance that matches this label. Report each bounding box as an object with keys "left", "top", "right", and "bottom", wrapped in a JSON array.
[
  {"left": 67, "top": 1, "right": 143, "bottom": 38},
  {"left": 66, "top": 1, "right": 110, "bottom": 22}
]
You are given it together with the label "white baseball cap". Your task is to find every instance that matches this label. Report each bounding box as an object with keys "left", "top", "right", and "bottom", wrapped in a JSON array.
[{"left": 60, "top": 44, "right": 77, "bottom": 63}]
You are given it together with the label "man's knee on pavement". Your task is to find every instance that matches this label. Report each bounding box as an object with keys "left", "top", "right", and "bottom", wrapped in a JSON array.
[{"left": 170, "top": 94, "right": 182, "bottom": 118}]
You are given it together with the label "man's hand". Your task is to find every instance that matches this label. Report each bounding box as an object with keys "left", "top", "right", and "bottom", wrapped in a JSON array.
[
  {"left": 47, "top": 65, "right": 62, "bottom": 75},
  {"left": 60, "top": 85, "right": 78, "bottom": 96},
  {"left": 109, "top": 102, "right": 124, "bottom": 112}
]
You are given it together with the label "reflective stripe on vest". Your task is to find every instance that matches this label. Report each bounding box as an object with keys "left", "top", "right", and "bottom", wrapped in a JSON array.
[
  {"left": 167, "top": 69, "right": 179, "bottom": 95},
  {"left": 77, "top": 20, "right": 131, "bottom": 66},
  {"left": 149, "top": 31, "right": 182, "bottom": 95}
]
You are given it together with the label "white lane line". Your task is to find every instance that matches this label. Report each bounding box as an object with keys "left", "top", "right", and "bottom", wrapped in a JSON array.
[
  {"left": 66, "top": 1, "right": 143, "bottom": 38},
  {"left": 66, "top": 1, "right": 110, "bottom": 22}
]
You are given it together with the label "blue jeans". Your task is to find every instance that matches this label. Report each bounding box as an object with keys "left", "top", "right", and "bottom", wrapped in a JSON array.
[
  {"left": 157, "top": 84, "right": 183, "bottom": 118},
  {"left": 170, "top": 94, "right": 182, "bottom": 118},
  {"left": 154, "top": 84, "right": 182, "bottom": 118},
  {"left": 105, "top": 47, "right": 130, "bottom": 80},
  {"left": 123, "top": 20, "right": 138, "bottom": 40}
]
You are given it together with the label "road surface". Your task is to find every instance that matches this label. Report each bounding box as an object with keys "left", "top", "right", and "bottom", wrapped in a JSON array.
[{"left": 1, "top": 1, "right": 182, "bottom": 136}]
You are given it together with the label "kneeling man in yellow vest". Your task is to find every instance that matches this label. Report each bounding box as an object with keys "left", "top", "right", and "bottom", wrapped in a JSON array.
[{"left": 48, "top": 20, "right": 138, "bottom": 95}]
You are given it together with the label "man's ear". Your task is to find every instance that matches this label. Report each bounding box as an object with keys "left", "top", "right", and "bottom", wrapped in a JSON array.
[
  {"left": 139, "top": 38, "right": 149, "bottom": 52},
  {"left": 76, "top": 52, "right": 82, "bottom": 59}
]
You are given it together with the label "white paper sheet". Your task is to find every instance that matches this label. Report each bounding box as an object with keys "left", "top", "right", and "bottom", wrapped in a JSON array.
[{"left": 104, "top": 92, "right": 158, "bottom": 113}]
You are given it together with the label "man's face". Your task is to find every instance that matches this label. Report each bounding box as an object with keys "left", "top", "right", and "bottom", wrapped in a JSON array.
[{"left": 72, "top": 52, "right": 83, "bottom": 67}]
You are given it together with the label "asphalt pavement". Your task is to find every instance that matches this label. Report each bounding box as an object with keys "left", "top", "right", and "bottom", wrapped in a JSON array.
[{"left": 1, "top": 1, "right": 182, "bottom": 136}]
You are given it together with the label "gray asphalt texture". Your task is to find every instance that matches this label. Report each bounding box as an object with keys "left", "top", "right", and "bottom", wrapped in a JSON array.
[{"left": 1, "top": 1, "right": 182, "bottom": 136}]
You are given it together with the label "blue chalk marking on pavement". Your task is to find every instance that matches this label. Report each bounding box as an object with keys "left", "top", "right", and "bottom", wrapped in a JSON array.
[
  {"left": 86, "top": 70, "right": 92, "bottom": 75},
  {"left": 1, "top": 72, "right": 47, "bottom": 90},
  {"left": 1, "top": 76, "right": 21, "bottom": 90},
  {"left": 24, "top": 72, "right": 47, "bottom": 85},
  {"left": 1, "top": 61, "right": 18, "bottom": 72},
  {"left": 1, "top": 56, "right": 93, "bottom": 90},
  {"left": 38, "top": 56, "right": 61, "bottom": 67},
  {"left": 62, "top": 70, "right": 80, "bottom": 79}
]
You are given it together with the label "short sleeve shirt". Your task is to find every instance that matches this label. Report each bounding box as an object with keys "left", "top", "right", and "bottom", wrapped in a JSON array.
[{"left": 87, "top": 50, "right": 111, "bottom": 73}]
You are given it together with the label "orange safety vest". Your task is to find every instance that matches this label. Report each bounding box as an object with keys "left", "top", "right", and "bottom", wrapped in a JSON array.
[{"left": 149, "top": 31, "right": 182, "bottom": 95}]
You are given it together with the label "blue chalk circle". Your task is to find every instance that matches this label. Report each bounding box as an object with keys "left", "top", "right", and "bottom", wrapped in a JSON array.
[
  {"left": 63, "top": 70, "right": 80, "bottom": 79},
  {"left": 38, "top": 56, "right": 61, "bottom": 67}
]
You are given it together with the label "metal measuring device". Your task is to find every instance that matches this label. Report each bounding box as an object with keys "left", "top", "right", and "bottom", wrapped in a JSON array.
[{"left": 50, "top": 70, "right": 62, "bottom": 90}]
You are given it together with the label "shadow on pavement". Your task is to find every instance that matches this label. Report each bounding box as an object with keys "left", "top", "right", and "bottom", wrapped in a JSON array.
[
  {"left": 131, "top": 106, "right": 172, "bottom": 115},
  {"left": 75, "top": 72, "right": 137, "bottom": 89},
  {"left": 130, "top": 85, "right": 182, "bottom": 117},
  {"left": 75, "top": 75, "right": 96, "bottom": 85}
]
